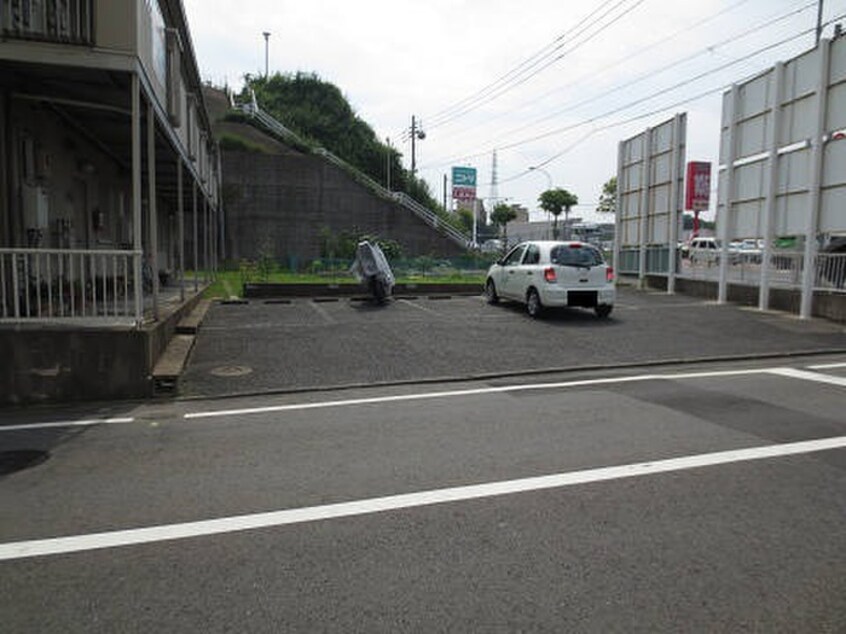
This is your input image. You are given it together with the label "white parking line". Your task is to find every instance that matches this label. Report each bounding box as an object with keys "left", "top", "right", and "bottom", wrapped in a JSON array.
[
  {"left": 807, "top": 362, "right": 846, "bottom": 370},
  {"left": 397, "top": 298, "right": 438, "bottom": 315},
  {"left": 768, "top": 367, "right": 846, "bottom": 388},
  {"left": 1, "top": 435, "right": 843, "bottom": 562},
  {"left": 183, "top": 368, "right": 769, "bottom": 420},
  {"left": 308, "top": 300, "right": 336, "bottom": 325},
  {"left": 0, "top": 418, "right": 135, "bottom": 433}
]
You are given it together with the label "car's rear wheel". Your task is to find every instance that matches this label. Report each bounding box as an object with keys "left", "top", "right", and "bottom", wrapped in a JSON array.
[
  {"left": 595, "top": 304, "right": 613, "bottom": 318},
  {"left": 526, "top": 288, "right": 542, "bottom": 318},
  {"left": 485, "top": 279, "right": 499, "bottom": 304}
]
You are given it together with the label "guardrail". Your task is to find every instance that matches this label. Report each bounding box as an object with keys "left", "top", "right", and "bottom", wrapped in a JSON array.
[
  {"left": 235, "top": 93, "right": 471, "bottom": 250},
  {"left": 0, "top": 248, "right": 142, "bottom": 323}
]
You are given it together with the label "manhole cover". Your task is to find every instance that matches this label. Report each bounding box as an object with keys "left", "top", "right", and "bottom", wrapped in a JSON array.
[
  {"left": 210, "top": 365, "right": 253, "bottom": 377},
  {"left": 0, "top": 450, "right": 50, "bottom": 476}
]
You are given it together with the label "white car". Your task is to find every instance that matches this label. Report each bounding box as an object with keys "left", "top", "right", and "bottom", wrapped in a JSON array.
[
  {"left": 687, "top": 237, "right": 722, "bottom": 265},
  {"left": 484, "top": 241, "right": 615, "bottom": 318}
]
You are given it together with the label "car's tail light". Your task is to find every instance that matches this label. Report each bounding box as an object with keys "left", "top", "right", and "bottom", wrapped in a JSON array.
[
  {"left": 544, "top": 267, "right": 557, "bottom": 283},
  {"left": 606, "top": 266, "right": 615, "bottom": 282}
]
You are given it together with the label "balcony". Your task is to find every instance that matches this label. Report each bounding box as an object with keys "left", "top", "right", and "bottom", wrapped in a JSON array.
[{"left": 1, "top": 0, "right": 93, "bottom": 45}]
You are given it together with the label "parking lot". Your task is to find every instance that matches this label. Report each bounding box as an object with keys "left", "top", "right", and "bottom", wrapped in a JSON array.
[{"left": 180, "top": 286, "right": 846, "bottom": 398}]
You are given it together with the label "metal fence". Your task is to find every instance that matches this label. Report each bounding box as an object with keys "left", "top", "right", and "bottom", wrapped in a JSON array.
[
  {"left": 679, "top": 251, "right": 846, "bottom": 292},
  {"left": 0, "top": 248, "right": 141, "bottom": 322}
]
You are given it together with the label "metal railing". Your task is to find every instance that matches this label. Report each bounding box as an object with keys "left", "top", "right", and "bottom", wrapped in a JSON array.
[
  {"left": 0, "top": 248, "right": 141, "bottom": 323},
  {"left": 678, "top": 251, "right": 846, "bottom": 292},
  {"left": 235, "top": 92, "right": 471, "bottom": 250},
  {"left": 1, "top": 0, "right": 93, "bottom": 44},
  {"left": 391, "top": 192, "right": 471, "bottom": 248}
]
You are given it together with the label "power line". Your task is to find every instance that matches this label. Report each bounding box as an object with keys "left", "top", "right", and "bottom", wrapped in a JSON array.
[
  {"left": 420, "top": 0, "right": 624, "bottom": 131},
  {"left": 426, "top": 17, "right": 836, "bottom": 171},
  {"left": 498, "top": 13, "right": 845, "bottom": 187},
  {"left": 424, "top": 0, "right": 649, "bottom": 132},
  {"left": 486, "top": 1, "right": 818, "bottom": 148},
  {"left": 436, "top": 0, "right": 755, "bottom": 146}
]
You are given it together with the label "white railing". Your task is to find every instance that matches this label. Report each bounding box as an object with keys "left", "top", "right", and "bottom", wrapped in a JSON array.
[
  {"left": 678, "top": 251, "right": 846, "bottom": 292},
  {"left": 815, "top": 253, "right": 846, "bottom": 290},
  {"left": 236, "top": 91, "right": 471, "bottom": 250},
  {"left": 0, "top": 248, "right": 142, "bottom": 323},
  {"left": 392, "top": 192, "right": 471, "bottom": 247}
]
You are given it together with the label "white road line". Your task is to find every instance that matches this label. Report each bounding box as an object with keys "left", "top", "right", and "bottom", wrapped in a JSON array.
[
  {"left": 0, "top": 418, "right": 135, "bottom": 433},
  {"left": 807, "top": 362, "right": 846, "bottom": 370},
  {"left": 184, "top": 368, "right": 769, "bottom": 420},
  {"left": 308, "top": 300, "right": 335, "bottom": 325},
  {"left": 397, "top": 298, "right": 438, "bottom": 315},
  {"left": 767, "top": 367, "right": 846, "bottom": 388},
  {"left": 1, "top": 435, "right": 844, "bottom": 562}
]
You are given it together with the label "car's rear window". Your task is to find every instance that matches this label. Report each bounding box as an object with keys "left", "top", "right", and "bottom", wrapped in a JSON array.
[{"left": 550, "top": 244, "right": 604, "bottom": 267}]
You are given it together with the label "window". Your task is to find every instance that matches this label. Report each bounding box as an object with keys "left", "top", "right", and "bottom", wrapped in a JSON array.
[
  {"left": 502, "top": 245, "right": 526, "bottom": 266},
  {"left": 550, "top": 244, "right": 604, "bottom": 267},
  {"left": 524, "top": 244, "right": 540, "bottom": 265}
]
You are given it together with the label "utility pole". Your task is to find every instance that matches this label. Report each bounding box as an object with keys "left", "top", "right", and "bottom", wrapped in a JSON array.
[
  {"left": 816, "top": 0, "right": 824, "bottom": 46},
  {"left": 410, "top": 115, "right": 425, "bottom": 177},
  {"left": 263, "top": 32, "right": 270, "bottom": 78},
  {"left": 385, "top": 137, "right": 391, "bottom": 190}
]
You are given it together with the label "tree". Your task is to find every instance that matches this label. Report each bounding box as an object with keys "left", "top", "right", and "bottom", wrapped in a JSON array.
[
  {"left": 596, "top": 176, "right": 616, "bottom": 215},
  {"left": 456, "top": 208, "right": 474, "bottom": 234},
  {"left": 538, "top": 188, "right": 579, "bottom": 239},
  {"left": 490, "top": 203, "right": 518, "bottom": 248}
]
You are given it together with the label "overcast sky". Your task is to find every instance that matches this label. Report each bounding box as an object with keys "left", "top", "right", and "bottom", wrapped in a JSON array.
[{"left": 183, "top": 0, "right": 845, "bottom": 223}]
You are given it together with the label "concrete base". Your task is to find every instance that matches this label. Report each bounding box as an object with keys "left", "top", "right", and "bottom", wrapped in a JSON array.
[
  {"left": 637, "top": 275, "right": 846, "bottom": 323},
  {"left": 0, "top": 291, "right": 205, "bottom": 407}
]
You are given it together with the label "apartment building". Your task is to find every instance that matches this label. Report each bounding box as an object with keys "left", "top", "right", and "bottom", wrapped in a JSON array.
[{"left": 0, "top": 0, "right": 221, "bottom": 403}]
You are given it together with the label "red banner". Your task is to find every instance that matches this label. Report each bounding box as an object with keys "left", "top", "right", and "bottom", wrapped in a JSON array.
[{"left": 685, "top": 162, "right": 711, "bottom": 211}]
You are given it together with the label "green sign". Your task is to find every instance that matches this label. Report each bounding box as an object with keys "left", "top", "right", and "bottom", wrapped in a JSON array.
[{"left": 452, "top": 166, "right": 477, "bottom": 187}]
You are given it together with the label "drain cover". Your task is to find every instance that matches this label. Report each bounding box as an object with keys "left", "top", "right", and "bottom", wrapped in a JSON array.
[
  {"left": 210, "top": 365, "right": 253, "bottom": 377},
  {"left": 0, "top": 450, "right": 50, "bottom": 476}
]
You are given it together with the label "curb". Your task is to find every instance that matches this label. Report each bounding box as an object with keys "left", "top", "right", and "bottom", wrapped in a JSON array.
[{"left": 171, "top": 347, "right": 846, "bottom": 404}]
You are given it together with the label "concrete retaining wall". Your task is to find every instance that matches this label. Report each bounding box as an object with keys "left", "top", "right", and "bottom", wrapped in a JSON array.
[
  {"left": 0, "top": 292, "right": 204, "bottom": 407},
  {"left": 222, "top": 151, "right": 466, "bottom": 266}
]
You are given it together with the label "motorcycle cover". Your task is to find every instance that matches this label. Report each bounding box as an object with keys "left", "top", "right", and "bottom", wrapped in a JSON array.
[{"left": 350, "top": 241, "right": 395, "bottom": 299}]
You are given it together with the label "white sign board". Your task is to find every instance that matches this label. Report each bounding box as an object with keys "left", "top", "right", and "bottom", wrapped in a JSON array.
[
  {"left": 716, "top": 36, "right": 846, "bottom": 316},
  {"left": 615, "top": 113, "right": 686, "bottom": 290}
]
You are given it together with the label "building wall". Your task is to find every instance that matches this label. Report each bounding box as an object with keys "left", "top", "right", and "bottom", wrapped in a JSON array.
[
  {"left": 223, "top": 151, "right": 467, "bottom": 265},
  {"left": 94, "top": 0, "right": 137, "bottom": 53},
  {"left": 9, "top": 98, "right": 132, "bottom": 250}
]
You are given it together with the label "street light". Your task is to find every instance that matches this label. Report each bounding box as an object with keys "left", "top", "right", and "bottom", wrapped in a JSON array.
[
  {"left": 530, "top": 166, "right": 553, "bottom": 237},
  {"left": 262, "top": 32, "right": 270, "bottom": 78},
  {"left": 529, "top": 165, "right": 552, "bottom": 190}
]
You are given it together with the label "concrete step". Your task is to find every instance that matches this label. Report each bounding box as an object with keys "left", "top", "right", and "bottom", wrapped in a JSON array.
[
  {"left": 176, "top": 298, "right": 212, "bottom": 334},
  {"left": 152, "top": 334, "right": 195, "bottom": 394}
]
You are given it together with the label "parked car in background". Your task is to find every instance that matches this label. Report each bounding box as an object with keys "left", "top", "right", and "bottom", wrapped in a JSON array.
[
  {"left": 480, "top": 239, "right": 503, "bottom": 254},
  {"left": 688, "top": 237, "right": 722, "bottom": 265},
  {"left": 484, "top": 241, "right": 615, "bottom": 318},
  {"left": 737, "top": 238, "right": 763, "bottom": 263}
]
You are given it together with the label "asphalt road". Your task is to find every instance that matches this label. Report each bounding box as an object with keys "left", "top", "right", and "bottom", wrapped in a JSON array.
[{"left": 2, "top": 288, "right": 845, "bottom": 632}]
